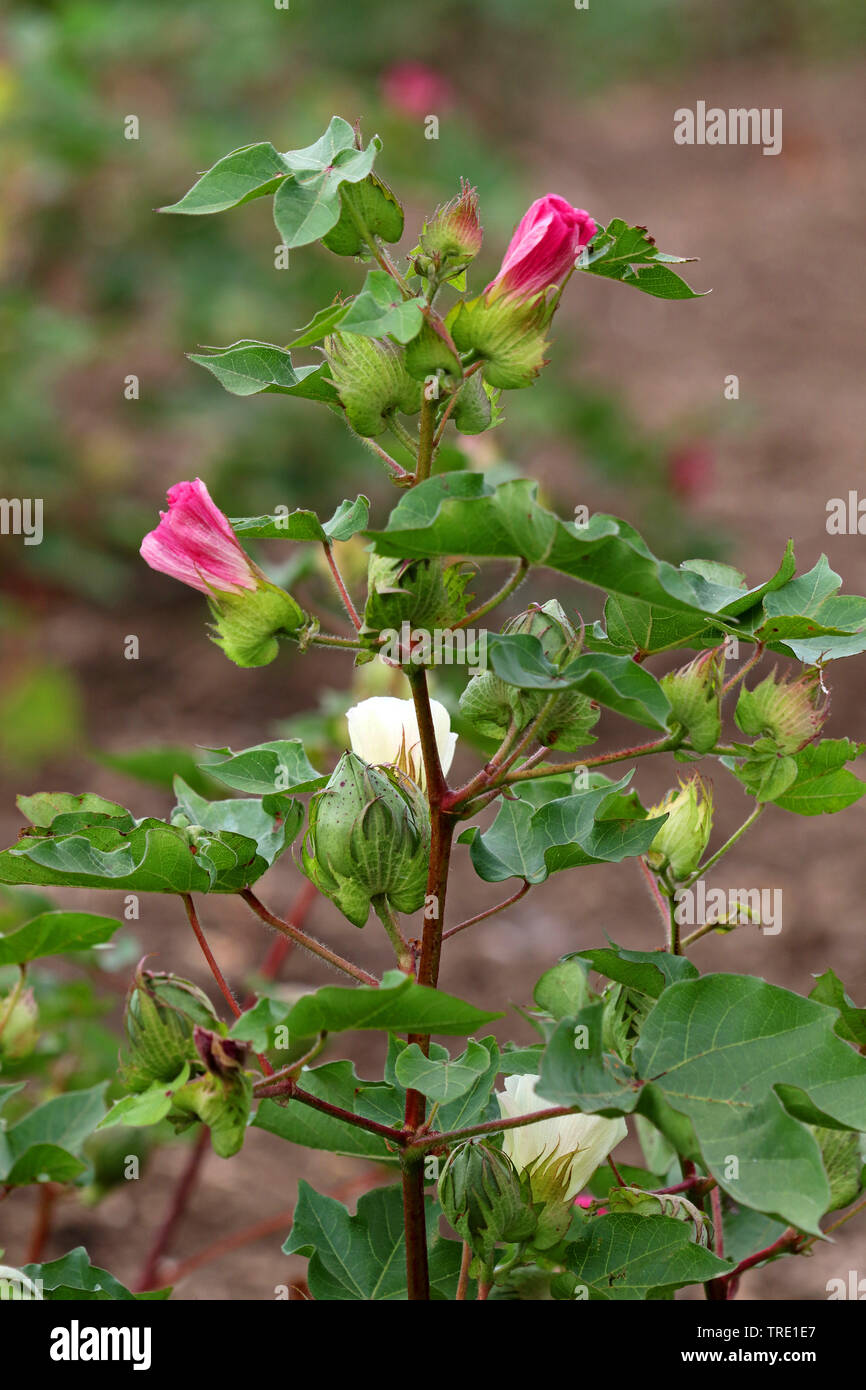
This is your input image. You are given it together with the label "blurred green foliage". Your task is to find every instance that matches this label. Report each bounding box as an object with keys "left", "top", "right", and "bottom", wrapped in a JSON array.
[{"left": 2, "top": 0, "right": 863, "bottom": 616}]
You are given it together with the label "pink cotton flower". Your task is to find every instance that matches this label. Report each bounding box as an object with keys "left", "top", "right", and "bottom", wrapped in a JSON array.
[
  {"left": 487, "top": 195, "right": 597, "bottom": 301},
  {"left": 140, "top": 479, "right": 257, "bottom": 596},
  {"left": 381, "top": 62, "right": 452, "bottom": 119}
]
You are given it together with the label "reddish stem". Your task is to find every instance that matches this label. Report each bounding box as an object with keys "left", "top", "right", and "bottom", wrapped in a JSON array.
[
  {"left": 241, "top": 889, "right": 378, "bottom": 986},
  {"left": 135, "top": 1127, "right": 210, "bottom": 1292},
  {"left": 323, "top": 543, "right": 362, "bottom": 631},
  {"left": 443, "top": 880, "right": 531, "bottom": 940},
  {"left": 26, "top": 1183, "right": 60, "bottom": 1264},
  {"left": 182, "top": 893, "right": 241, "bottom": 1019}
]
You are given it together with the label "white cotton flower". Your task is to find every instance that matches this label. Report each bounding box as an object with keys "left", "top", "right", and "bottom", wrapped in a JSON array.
[
  {"left": 345, "top": 695, "right": 457, "bottom": 788},
  {"left": 497, "top": 1073, "right": 627, "bottom": 1202}
]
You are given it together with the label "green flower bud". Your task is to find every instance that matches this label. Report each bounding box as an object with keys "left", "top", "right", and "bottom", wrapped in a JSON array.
[
  {"left": 659, "top": 646, "right": 725, "bottom": 754},
  {"left": 735, "top": 666, "right": 827, "bottom": 754},
  {"left": 602, "top": 982, "right": 653, "bottom": 1067},
  {"left": 647, "top": 774, "right": 713, "bottom": 881},
  {"left": 360, "top": 554, "right": 472, "bottom": 646},
  {"left": 302, "top": 752, "right": 430, "bottom": 927},
  {"left": 438, "top": 1140, "right": 536, "bottom": 1268},
  {"left": 172, "top": 1070, "right": 253, "bottom": 1159},
  {"left": 459, "top": 601, "right": 599, "bottom": 751},
  {"left": 120, "top": 966, "right": 216, "bottom": 1092},
  {"left": 0, "top": 985, "right": 38, "bottom": 1062},
  {"left": 325, "top": 332, "right": 423, "bottom": 437},
  {"left": 447, "top": 292, "right": 551, "bottom": 390},
  {"left": 415, "top": 181, "right": 484, "bottom": 275},
  {"left": 210, "top": 580, "right": 307, "bottom": 669}
]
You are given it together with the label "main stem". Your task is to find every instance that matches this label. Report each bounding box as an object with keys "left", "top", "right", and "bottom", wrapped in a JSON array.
[{"left": 402, "top": 665, "right": 456, "bottom": 1300}]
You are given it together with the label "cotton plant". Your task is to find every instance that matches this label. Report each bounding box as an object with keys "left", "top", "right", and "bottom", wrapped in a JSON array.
[{"left": 3, "top": 117, "right": 866, "bottom": 1304}]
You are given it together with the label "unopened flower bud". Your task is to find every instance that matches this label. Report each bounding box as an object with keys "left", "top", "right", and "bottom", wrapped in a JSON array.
[
  {"left": 438, "top": 1139, "right": 535, "bottom": 1267},
  {"left": 486, "top": 195, "right": 596, "bottom": 302},
  {"left": 361, "top": 554, "right": 472, "bottom": 645},
  {"left": 735, "top": 666, "right": 827, "bottom": 754},
  {"left": 660, "top": 646, "right": 725, "bottom": 754},
  {"left": 140, "top": 480, "right": 305, "bottom": 668},
  {"left": 302, "top": 752, "right": 430, "bottom": 927},
  {"left": 0, "top": 985, "right": 38, "bottom": 1062},
  {"left": 325, "top": 332, "right": 422, "bottom": 437},
  {"left": 460, "top": 600, "right": 599, "bottom": 751},
  {"left": 120, "top": 965, "right": 216, "bottom": 1092},
  {"left": 416, "top": 180, "right": 483, "bottom": 273},
  {"left": 647, "top": 774, "right": 713, "bottom": 881}
]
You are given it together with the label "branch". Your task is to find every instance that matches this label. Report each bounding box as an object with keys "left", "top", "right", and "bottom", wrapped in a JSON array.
[
  {"left": 240, "top": 889, "right": 378, "bottom": 987},
  {"left": 253, "top": 1077, "right": 405, "bottom": 1146},
  {"left": 501, "top": 733, "right": 682, "bottom": 787},
  {"left": 406, "top": 1104, "right": 582, "bottom": 1154},
  {"left": 182, "top": 893, "right": 241, "bottom": 1020},
  {"left": 135, "top": 1127, "right": 209, "bottom": 1292},
  {"left": 414, "top": 394, "right": 437, "bottom": 485},
  {"left": 322, "top": 543, "right": 362, "bottom": 631},
  {"left": 454, "top": 559, "right": 530, "bottom": 630},
  {"left": 443, "top": 880, "right": 531, "bottom": 941}
]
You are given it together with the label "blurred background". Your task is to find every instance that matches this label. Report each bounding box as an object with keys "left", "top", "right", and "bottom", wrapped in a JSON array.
[{"left": 1, "top": 0, "right": 865, "bottom": 1299}]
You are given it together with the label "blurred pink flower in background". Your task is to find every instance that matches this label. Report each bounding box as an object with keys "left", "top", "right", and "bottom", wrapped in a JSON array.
[
  {"left": 381, "top": 61, "right": 453, "bottom": 118},
  {"left": 668, "top": 443, "right": 715, "bottom": 501},
  {"left": 486, "top": 194, "right": 596, "bottom": 300},
  {"left": 140, "top": 479, "right": 257, "bottom": 595}
]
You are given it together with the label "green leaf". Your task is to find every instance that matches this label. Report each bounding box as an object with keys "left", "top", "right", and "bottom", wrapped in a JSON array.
[
  {"left": 770, "top": 739, "right": 866, "bottom": 816},
  {"left": 20, "top": 1247, "right": 171, "bottom": 1300},
  {"left": 580, "top": 219, "right": 707, "bottom": 300},
  {"left": 231, "top": 494, "right": 369, "bottom": 543},
  {"left": 393, "top": 1039, "right": 491, "bottom": 1103},
  {"left": 367, "top": 473, "right": 781, "bottom": 621},
  {"left": 272, "top": 121, "right": 381, "bottom": 250},
  {"left": 576, "top": 943, "right": 699, "bottom": 1000},
  {"left": 1, "top": 1084, "right": 106, "bottom": 1186},
  {"left": 461, "top": 773, "right": 667, "bottom": 884},
  {"left": 559, "top": 1213, "right": 729, "bottom": 1299},
  {"left": 0, "top": 911, "right": 123, "bottom": 966},
  {"left": 634, "top": 974, "right": 866, "bottom": 1230},
  {"left": 810, "top": 969, "right": 866, "bottom": 1048},
  {"left": 160, "top": 141, "right": 290, "bottom": 214},
  {"left": 283, "top": 970, "right": 501, "bottom": 1038},
  {"left": 538, "top": 1002, "right": 643, "bottom": 1113},
  {"left": 283, "top": 1182, "right": 465, "bottom": 1300},
  {"left": 338, "top": 270, "right": 426, "bottom": 344},
  {"left": 188, "top": 341, "right": 338, "bottom": 403},
  {"left": 16, "top": 791, "right": 127, "bottom": 828},
  {"left": 254, "top": 1061, "right": 397, "bottom": 1161},
  {"left": 285, "top": 301, "right": 352, "bottom": 350},
  {"left": 172, "top": 778, "right": 302, "bottom": 867},
  {"left": 758, "top": 556, "right": 866, "bottom": 661},
  {"left": 202, "top": 739, "right": 327, "bottom": 795},
  {"left": 0, "top": 809, "right": 271, "bottom": 895}
]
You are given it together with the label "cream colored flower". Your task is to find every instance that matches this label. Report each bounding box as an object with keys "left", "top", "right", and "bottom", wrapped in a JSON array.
[
  {"left": 346, "top": 695, "right": 457, "bottom": 788},
  {"left": 497, "top": 1073, "right": 627, "bottom": 1202}
]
